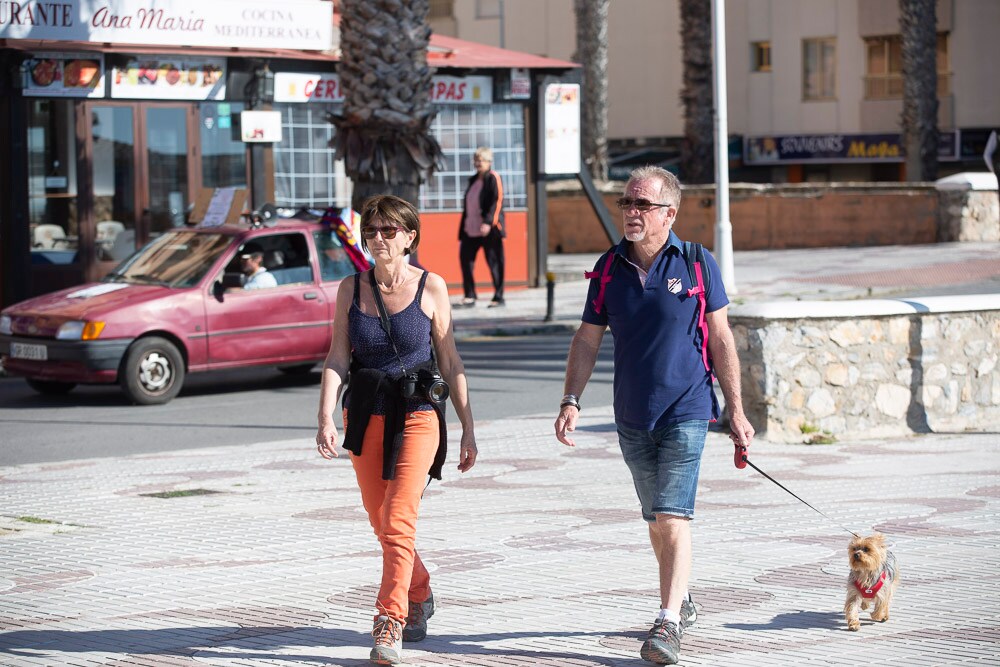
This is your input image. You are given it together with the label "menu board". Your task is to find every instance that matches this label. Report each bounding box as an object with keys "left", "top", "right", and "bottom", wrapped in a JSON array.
[
  {"left": 111, "top": 57, "right": 226, "bottom": 100},
  {"left": 23, "top": 53, "right": 105, "bottom": 98},
  {"left": 189, "top": 187, "right": 248, "bottom": 227},
  {"left": 542, "top": 83, "right": 581, "bottom": 175},
  {"left": 200, "top": 188, "right": 238, "bottom": 227}
]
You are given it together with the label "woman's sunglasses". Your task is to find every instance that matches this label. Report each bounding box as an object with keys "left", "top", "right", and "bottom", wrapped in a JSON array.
[
  {"left": 361, "top": 225, "right": 404, "bottom": 240},
  {"left": 615, "top": 197, "right": 673, "bottom": 212}
]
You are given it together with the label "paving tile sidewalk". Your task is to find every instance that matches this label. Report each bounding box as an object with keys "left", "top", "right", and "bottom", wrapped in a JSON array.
[
  {"left": 2, "top": 406, "right": 999, "bottom": 666},
  {"left": 2, "top": 241, "right": 998, "bottom": 665}
]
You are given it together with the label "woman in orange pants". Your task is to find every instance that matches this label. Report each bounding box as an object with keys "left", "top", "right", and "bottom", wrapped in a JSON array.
[{"left": 316, "top": 195, "right": 478, "bottom": 665}]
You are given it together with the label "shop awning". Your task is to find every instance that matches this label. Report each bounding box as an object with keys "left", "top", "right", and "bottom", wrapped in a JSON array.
[
  {"left": 2, "top": 31, "right": 577, "bottom": 72},
  {"left": 427, "top": 34, "right": 577, "bottom": 70}
]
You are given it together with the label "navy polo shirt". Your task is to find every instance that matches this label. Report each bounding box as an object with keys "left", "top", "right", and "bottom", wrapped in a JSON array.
[{"left": 581, "top": 231, "right": 729, "bottom": 430}]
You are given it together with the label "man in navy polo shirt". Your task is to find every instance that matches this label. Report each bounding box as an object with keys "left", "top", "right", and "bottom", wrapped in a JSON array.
[{"left": 554, "top": 166, "right": 754, "bottom": 665}]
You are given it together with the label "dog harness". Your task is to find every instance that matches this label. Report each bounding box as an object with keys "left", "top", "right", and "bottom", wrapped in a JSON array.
[{"left": 852, "top": 571, "right": 888, "bottom": 599}]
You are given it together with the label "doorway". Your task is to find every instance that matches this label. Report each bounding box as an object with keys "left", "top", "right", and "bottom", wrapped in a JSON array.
[{"left": 85, "top": 102, "right": 199, "bottom": 278}]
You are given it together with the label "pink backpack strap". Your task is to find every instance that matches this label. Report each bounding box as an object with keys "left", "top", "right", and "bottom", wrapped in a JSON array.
[
  {"left": 686, "top": 260, "right": 713, "bottom": 376},
  {"left": 584, "top": 251, "right": 616, "bottom": 314}
]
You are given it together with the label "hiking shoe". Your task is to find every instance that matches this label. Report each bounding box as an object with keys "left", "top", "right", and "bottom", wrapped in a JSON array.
[
  {"left": 370, "top": 615, "right": 403, "bottom": 665},
  {"left": 639, "top": 619, "right": 681, "bottom": 665},
  {"left": 680, "top": 594, "right": 697, "bottom": 631},
  {"left": 402, "top": 592, "right": 435, "bottom": 642}
]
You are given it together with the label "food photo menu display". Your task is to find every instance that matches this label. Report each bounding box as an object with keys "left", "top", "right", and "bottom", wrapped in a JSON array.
[
  {"left": 23, "top": 54, "right": 106, "bottom": 98},
  {"left": 111, "top": 57, "right": 226, "bottom": 100}
]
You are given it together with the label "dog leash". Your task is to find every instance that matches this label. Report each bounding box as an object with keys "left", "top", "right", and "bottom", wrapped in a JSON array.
[{"left": 734, "top": 444, "right": 860, "bottom": 538}]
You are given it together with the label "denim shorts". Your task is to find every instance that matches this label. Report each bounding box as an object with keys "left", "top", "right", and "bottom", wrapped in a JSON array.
[{"left": 616, "top": 420, "right": 709, "bottom": 522}]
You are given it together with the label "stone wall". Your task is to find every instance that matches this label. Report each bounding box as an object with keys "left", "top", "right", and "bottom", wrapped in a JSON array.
[
  {"left": 547, "top": 179, "right": 998, "bottom": 253},
  {"left": 937, "top": 188, "right": 1000, "bottom": 242},
  {"left": 729, "top": 296, "right": 1000, "bottom": 443}
]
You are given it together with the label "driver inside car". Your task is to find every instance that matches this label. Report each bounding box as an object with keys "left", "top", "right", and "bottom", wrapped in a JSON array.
[{"left": 240, "top": 244, "right": 278, "bottom": 290}]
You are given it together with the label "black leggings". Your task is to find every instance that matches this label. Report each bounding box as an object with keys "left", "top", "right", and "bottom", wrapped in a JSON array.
[{"left": 459, "top": 233, "right": 504, "bottom": 301}]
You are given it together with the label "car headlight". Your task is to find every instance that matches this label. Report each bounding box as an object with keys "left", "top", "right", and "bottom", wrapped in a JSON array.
[
  {"left": 55, "top": 320, "right": 106, "bottom": 340},
  {"left": 0, "top": 315, "right": 10, "bottom": 335}
]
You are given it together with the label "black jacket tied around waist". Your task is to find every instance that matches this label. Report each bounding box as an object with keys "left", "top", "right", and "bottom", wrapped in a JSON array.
[{"left": 343, "top": 362, "right": 447, "bottom": 481}]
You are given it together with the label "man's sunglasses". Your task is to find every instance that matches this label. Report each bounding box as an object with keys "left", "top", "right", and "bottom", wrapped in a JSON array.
[
  {"left": 361, "top": 225, "right": 405, "bottom": 240},
  {"left": 615, "top": 197, "right": 673, "bottom": 212}
]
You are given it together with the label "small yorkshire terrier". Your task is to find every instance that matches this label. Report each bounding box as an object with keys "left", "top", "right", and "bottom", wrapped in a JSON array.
[{"left": 844, "top": 533, "right": 899, "bottom": 631}]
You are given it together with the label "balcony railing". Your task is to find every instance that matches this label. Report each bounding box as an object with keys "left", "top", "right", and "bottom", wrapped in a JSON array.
[{"left": 865, "top": 73, "right": 951, "bottom": 99}]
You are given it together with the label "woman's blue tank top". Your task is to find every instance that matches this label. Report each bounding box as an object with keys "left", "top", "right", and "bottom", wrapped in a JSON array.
[{"left": 348, "top": 271, "right": 434, "bottom": 414}]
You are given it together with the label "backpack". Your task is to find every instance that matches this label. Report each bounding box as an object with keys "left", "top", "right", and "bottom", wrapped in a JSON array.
[{"left": 584, "top": 241, "right": 714, "bottom": 378}]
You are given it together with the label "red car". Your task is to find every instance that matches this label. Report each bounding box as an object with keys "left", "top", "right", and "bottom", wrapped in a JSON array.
[{"left": 1, "top": 219, "right": 359, "bottom": 404}]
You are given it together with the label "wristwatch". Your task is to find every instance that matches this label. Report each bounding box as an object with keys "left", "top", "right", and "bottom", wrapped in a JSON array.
[{"left": 560, "top": 393, "right": 581, "bottom": 411}]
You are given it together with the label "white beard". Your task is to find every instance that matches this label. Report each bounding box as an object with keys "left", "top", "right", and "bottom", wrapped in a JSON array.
[{"left": 625, "top": 229, "right": 646, "bottom": 242}]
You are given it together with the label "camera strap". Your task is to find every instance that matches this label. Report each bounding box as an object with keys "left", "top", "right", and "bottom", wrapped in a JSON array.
[
  {"left": 368, "top": 270, "right": 409, "bottom": 376},
  {"left": 367, "top": 269, "right": 441, "bottom": 375}
]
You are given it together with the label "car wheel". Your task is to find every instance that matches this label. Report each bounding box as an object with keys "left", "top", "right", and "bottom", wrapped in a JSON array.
[
  {"left": 278, "top": 363, "right": 316, "bottom": 375},
  {"left": 25, "top": 378, "right": 77, "bottom": 395},
  {"left": 120, "top": 336, "right": 185, "bottom": 405}
]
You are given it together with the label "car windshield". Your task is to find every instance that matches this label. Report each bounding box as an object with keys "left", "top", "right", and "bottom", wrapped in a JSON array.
[{"left": 105, "top": 231, "right": 233, "bottom": 288}]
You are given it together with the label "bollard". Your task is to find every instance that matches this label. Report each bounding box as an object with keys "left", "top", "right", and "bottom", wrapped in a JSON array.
[{"left": 544, "top": 271, "right": 556, "bottom": 322}]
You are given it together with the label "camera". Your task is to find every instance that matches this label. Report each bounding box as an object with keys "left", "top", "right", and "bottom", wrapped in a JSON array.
[{"left": 399, "top": 368, "right": 450, "bottom": 403}]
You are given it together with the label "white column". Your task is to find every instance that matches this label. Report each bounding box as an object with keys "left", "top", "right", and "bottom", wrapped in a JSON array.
[
  {"left": 712, "top": 0, "right": 736, "bottom": 293},
  {"left": 334, "top": 158, "right": 352, "bottom": 209}
]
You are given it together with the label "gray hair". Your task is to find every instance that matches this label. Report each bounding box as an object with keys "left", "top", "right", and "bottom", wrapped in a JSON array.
[{"left": 627, "top": 166, "right": 682, "bottom": 211}]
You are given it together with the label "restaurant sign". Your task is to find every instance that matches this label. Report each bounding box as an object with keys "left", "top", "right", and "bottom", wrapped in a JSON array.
[
  {"left": 745, "top": 132, "right": 959, "bottom": 164},
  {"left": 0, "top": 0, "right": 332, "bottom": 51},
  {"left": 23, "top": 52, "right": 104, "bottom": 97},
  {"left": 110, "top": 57, "right": 225, "bottom": 100},
  {"left": 241, "top": 110, "right": 282, "bottom": 143},
  {"left": 274, "top": 73, "right": 494, "bottom": 105}
]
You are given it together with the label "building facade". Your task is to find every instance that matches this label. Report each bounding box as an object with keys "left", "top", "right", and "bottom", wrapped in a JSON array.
[
  {"left": 430, "top": 0, "right": 999, "bottom": 182},
  {"left": 1, "top": 1, "right": 575, "bottom": 307}
]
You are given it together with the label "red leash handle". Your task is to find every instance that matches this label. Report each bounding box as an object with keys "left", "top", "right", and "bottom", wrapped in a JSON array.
[{"left": 734, "top": 443, "right": 748, "bottom": 469}]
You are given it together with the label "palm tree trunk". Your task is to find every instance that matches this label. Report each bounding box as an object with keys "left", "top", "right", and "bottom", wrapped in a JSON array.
[
  {"left": 574, "top": 0, "right": 610, "bottom": 181},
  {"left": 900, "top": 0, "right": 938, "bottom": 181},
  {"left": 680, "top": 0, "right": 714, "bottom": 184},
  {"left": 330, "top": 0, "right": 443, "bottom": 213}
]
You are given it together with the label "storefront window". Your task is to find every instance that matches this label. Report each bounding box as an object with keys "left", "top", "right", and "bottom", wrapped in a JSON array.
[
  {"left": 146, "top": 107, "right": 189, "bottom": 234},
  {"left": 273, "top": 103, "right": 339, "bottom": 208},
  {"left": 200, "top": 102, "right": 247, "bottom": 188},
  {"left": 92, "top": 106, "right": 136, "bottom": 262},
  {"left": 273, "top": 102, "right": 527, "bottom": 213},
  {"left": 422, "top": 104, "right": 527, "bottom": 211},
  {"left": 27, "top": 100, "right": 79, "bottom": 264}
]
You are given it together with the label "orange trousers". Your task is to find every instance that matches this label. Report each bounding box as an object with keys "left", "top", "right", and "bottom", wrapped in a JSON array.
[{"left": 348, "top": 410, "right": 438, "bottom": 623}]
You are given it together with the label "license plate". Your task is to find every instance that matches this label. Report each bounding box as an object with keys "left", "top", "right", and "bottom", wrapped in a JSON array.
[{"left": 10, "top": 342, "right": 47, "bottom": 361}]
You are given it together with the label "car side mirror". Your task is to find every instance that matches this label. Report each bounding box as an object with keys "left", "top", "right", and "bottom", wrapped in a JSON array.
[{"left": 214, "top": 271, "right": 245, "bottom": 298}]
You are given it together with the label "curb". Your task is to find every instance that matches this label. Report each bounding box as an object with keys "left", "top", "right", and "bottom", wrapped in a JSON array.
[{"left": 453, "top": 320, "right": 580, "bottom": 339}]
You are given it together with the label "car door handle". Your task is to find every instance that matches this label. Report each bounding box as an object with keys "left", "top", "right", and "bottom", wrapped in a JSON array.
[{"left": 303, "top": 292, "right": 319, "bottom": 300}]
